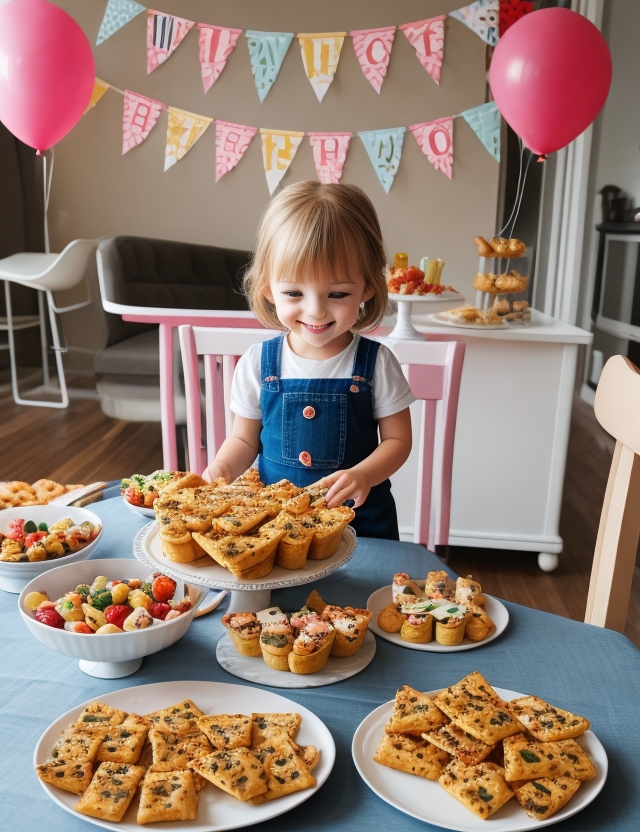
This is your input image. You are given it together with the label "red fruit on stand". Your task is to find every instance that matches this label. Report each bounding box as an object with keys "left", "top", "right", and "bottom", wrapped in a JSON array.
[
  {"left": 105, "top": 605, "right": 131, "bottom": 630},
  {"left": 149, "top": 602, "right": 172, "bottom": 620},
  {"left": 152, "top": 574, "right": 177, "bottom": 603},
  {"left": 35, "top": 607, "right": 65, "bottom": 629}
]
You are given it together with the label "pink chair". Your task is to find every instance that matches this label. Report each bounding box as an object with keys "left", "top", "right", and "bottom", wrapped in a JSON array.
[{"left": 179, "top": 326, "right": 464, "bottom": 550}]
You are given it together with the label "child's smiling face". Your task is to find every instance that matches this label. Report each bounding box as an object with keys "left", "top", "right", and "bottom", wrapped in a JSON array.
[{"left": 265, "top": 273, "right": 374, "bottom": 359}]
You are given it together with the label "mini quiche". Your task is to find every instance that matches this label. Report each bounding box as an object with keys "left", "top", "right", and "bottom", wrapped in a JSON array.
[
  {"left": 439, "top": 760, "right": 514, "bottom": 820},
  {"left": 512, "top": 776, "right": 581, "bottom": 820},
  {"left": 385, "top": 685, "right": 447, "bottom": 734},
  {"left": 508, "top": 695, "right": 590, "bottom": 742},
  {"left": 36, "top": 758, "right": 94, "bottom": 795},
  {"left": 75, "top": 762, "right": 146, "bottom": 822},
  {"left": 196, "top": 714, "right": 253, "bottom": 749},
  {"left": 423, "top": 722, "right": 496, "bottom": 767},
  {"left": 189, "top": 747, "right": 267, "bottom": 801},
  {"left": 137, "top": 769, "right": 199, "bottom": 824},
  {"left": 374, "top": 732, "right": 450, "bottom": 780}
]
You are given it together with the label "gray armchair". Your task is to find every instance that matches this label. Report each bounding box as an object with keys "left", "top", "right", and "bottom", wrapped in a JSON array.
[{"left": 95, "top": 236, "right": 251, "bottom": 422}]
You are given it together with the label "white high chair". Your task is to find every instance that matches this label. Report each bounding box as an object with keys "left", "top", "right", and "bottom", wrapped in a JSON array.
[{"left": 0, "top": 238, "right": 99, "bottom": 408}]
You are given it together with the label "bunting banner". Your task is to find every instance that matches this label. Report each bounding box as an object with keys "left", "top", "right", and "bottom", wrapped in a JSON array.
[
  {"left": 449, "top": 1, "right": 500, "bottom": 47},
  {"left": 308, "top": 132, "right": 351, "bottom": 184},
  {"left": 499, "top": 0, "right": 533, "bottom": 37},
  {"left": 147, "top": 10, "right": 195, "bottom": 74},
  {"left": 460, "top": 101, "right": 501, "bottom": 160},
  {"left": 84, "top": 79, "right": 110, "bottom": 114},
  {"left": 122, "top": 90, "right": 166, "bottom": 154},
  {"left": 246, "top": 31, "right": 293, "bottom": 103},
  {"left": 409, "top": 117, "right": 454, "bottom": 179},
  {"left": 164, "top": 107, "right": 212, "bottom": 171},
  {"left": 358, "top": 127, "right": 405, "bottom": 193},
  {"left": 297, "top": 33, "right": 346, "bottom": 103},
  {"left": 399, "top": 17, "right": 446, "bottom": 85},
  {"left": 96, "top": 0, "right": 145, "bottom": 46},
  {"left": 197, "top": 24, "right": 242, "bottom": 93},
  {"left": 215, "top": 120, "right": 258, "bottom": 182},
  {"left": 350, "top": 26, "right": 396, "bottom": 94},
  {"left": 260, "top": 128, "right": 304, "bottom": 194}
]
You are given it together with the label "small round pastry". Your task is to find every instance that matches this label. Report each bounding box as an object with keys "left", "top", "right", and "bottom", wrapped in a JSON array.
[
  {"left": 32, "top": 479, "right": 65, "bottom": 503},
  {"left": 473, "top": 236, "right": 496, "bottom": 258},
  {"left": 400, "top": 613, "right": 433, "bottom": 644},
  {"left": 377, "top": 603, "right": 407, "bottom": 633},
  {"left": 513, "top": 300, "right": 529, "bottom": 312},
  {"left": 493, "top": 299, "right": 511, "bottom": 316},
  {"left": 507, "top": 238, "right": 527, "bottom": 258},
  {"left": 472, "top": 272, "right": 499, "bottom": 293},
  {"left": 495, "top": 270, "right": 529, "bottom": 293},
  {"left": 0, "top": 481, "right": 38, "bottom": 508},
  {"left": 222, "top": 612, "right": 262, "bottom": 656}
]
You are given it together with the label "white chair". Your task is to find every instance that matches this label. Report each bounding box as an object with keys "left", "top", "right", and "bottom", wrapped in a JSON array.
[
  {"left": 179, "top": 326, "right": 465, "bottom": 550},
  {"left": 0, "top": 239, "right": 99, "bottom": 408}
]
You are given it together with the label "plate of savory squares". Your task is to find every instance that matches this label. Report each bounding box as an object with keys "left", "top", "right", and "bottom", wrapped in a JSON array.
[
  {"left": 352, "top": 672, "right": 607, "bottom": 832},
  {"left": 367, "top": 572, "right": 508, "bottom": 652},
  {"left": 34, "top": 680, "right": 335, "bottom": 831},
  {"left": 216, "top": 590, "right": 376, "bottom": 688}
]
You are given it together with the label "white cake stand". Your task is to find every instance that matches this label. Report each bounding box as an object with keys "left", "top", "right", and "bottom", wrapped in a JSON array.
[
  {"left": 387, "top": 292, "right": 464, "bottom": 339},
  {"left": 133, "top": 523, "right": 358, "bottom": 612}
]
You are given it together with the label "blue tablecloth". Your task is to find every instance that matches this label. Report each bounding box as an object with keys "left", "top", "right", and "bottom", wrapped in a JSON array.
[{"left": 3, "top": 497, "right": 640, "bottom": 831}]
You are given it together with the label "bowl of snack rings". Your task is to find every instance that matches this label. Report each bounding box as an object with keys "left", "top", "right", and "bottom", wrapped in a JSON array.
[
  {"left": 0, "top": 505, "right": 103, "bottom": 593},
  {"left": 18, "top": 558, "right": 205, "bottom": 678}
]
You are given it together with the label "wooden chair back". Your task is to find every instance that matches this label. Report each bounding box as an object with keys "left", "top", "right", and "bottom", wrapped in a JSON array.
[
  {"left": 585, "top": 355, "right": 640, "bottom": 631},
  {"left": 179, "top": 326, "right": 465, "bottom": 549}
]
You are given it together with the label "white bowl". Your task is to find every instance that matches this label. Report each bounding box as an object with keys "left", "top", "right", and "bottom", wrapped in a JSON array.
[
  {"left": 19, "top": 558, "right": 205, "bottom": 678},
  {"left": 0, "top": 505, "right": 103, "bottom": 593}
]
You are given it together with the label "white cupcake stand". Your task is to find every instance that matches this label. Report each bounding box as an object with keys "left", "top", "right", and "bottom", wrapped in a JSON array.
[{"left": 387, "top": 292, "right": 464, "bottom": 339}]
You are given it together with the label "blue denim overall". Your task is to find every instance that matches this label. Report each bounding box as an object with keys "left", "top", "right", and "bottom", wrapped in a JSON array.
[{"left": 257, "top": 334, "right": 399, "bottom": 540}]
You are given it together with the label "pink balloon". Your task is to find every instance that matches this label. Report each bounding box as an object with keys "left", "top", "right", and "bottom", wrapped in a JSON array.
[
  {"left": 489, "top": 8, "right": 611, "bottom": 156},
  {"left": 0, "top": 0, "right": 95, "bottom": 152}
]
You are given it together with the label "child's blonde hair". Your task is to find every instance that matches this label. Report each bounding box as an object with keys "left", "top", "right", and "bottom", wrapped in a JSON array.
[{"left": 243, "top": 180, "right": 388, "bottom": 331}]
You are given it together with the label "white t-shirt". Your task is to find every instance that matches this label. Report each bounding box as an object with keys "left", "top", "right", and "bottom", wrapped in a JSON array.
[{"left": 230, "top": 334, "right": 415, "bottom": 421}]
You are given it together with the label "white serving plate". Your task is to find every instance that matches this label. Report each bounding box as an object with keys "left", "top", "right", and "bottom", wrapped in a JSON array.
[
  {"left": 429, "top": 311, "right": 510, "bottom": 330},
  {"left": 216, "top": 629, "right": 376, "bottom": 688},
  {"left": 133, "top": 522, "right": 357, "bottom": 593},
  {"left": 352, "top": 686, "right": 608, "bottom": 832},
  {"left": 0, "top": 505, "right": 103, "bottom": 593},
  {"left": 391, "top": 290, "right": 463, "bottom": 302},
  {"left": 367, "top": 588, "right": 508, "bottom": 652},
  {"left": 122, "top": 498, "right": 156, "bottom": 519},
  {"left": 19, "top": 559, "right": 206, "bottom": 678},
  {"left": 35, "top": 680, "right": 335, "bottom": 832}
]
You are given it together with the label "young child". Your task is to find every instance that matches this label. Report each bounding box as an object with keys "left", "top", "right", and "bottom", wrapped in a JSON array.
[{"left": 204, "top": 181, "right": 414, "bottom": 540}]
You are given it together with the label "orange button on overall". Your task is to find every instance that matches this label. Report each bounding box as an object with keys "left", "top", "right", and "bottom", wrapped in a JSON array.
[
  {"left": 299, "top": 451, "right": 312, "bottom": 467},
  {"left": 302, "top": 406, "right": 315, "bottom": 419}
]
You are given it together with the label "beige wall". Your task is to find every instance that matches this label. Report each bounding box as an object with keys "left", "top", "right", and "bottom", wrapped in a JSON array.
[{"left": 49, "top": 0, "right": 499, "bottom": 366}]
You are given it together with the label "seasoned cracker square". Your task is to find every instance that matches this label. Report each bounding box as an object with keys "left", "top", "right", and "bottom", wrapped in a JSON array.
[
  {"left": 374, "top": 733, "right": 450, "bottom": 780},
  {"left": 137, "top": 769, "right": 199, "bottom": 824},
  {"left": 75, "top": 762, "right": 145, "bottom": 821}
]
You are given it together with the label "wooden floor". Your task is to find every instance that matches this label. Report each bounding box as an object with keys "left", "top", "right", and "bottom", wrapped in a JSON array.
[{"left": 2, "top": 385, "right": 639, "bottom": 646}]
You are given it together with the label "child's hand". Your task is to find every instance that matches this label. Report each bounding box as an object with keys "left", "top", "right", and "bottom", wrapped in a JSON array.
[
  {"left": 322, "top": 468, "right": 371, "bottom": 509},
  {"left": 202, "top": 460, "right": 231, "bottom": 484}
]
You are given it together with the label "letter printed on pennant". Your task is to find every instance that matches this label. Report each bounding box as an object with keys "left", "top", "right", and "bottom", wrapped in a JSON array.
[
  {"left": 308, "top": 133, "right": 351, "bottom": 184},
  {"left": 96, "top": 0, "right": 146, "bottom": 46},
  {"left": 260, "top": 128, "right": 304, "bottom": 195},
  {"left": 147, "top": 10, "right": 195, "bottom": 74},
  {"left": 449, "top": 0, "right": 500, "bottom": 47},
  {"left": 409, "top": 118, "right": 454, "bottom": 179},
  {"left": 215, "top": 120, "right": 258, "bottom": 182},
  {"left": 198, "top": 24, "right": 242, "bottom": 93},
  {"left": 358, "top": 127, "right": 406, "bottom": 194},
  {"left": 246, "top": 31, "right": 293, "bottom": 103},
  {"left": 297, "top": 33, "right": 346, "bottom": 102},
  {"left": 165, "top": 107, "right": 212, "bottom": 171},
  {"left": 350, "top": 27, "right": 396, "bottom": 94},
  {"left": 399, "top": 17, "right": 446, "bottom": 85},
  {"left": 122, "top": 91, "right": 167, "bottom": 154}
]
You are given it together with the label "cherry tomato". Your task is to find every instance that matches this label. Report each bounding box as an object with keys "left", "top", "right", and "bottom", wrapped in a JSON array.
[
  {"left": 152, "top": 574, "right": 177, "bottom": 603},
  {"left": 24, "top": 530, "right": 47, "bottom": 548},
  {"left": 123, "top": 487, "right": 143, "bottom": 506},
  {"left": 35, "top": 607, "right": 65, "bottom": 629},
  {"left": 149, "top": 602, "right": 171, "bottom": 620},
  {"left": 405, "top": 265, "right": 425, "bottom": 282},
  {"left": 104, "top": 605, "right": 131, "bottom": 629}
]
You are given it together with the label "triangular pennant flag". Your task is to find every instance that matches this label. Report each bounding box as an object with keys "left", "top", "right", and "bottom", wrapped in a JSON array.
[
  {"left": 96, "top": 0, "right": 145, "bottom": 46},
  {"left": 350, "top": 27, "right": 396, "bottom": 94},
  {"left": 147, "top": 10, "right": 195, "bottom": 74},
  {"left": 409, "top": 118, "right": 454, "bottom": 179},
  {"left": 399, "top": 17, "right": 446, "bottom": 85},
  {"left": 297, "top": 33, "right": 346, "bottom": 102},
  {"left": 198, "top": 24, "right": 242, "bottom": 93},
  {"left": 260, "top": 128, "right": 304, "bottom": 194},
  {"left": 308, "top": 133, "right": 352, "bottom": 184},
  {"left": 449, "top": 0, "right": 500, "bottom": 47},
  {"left": 499, "top": 0, "right": 533, "bottom": 37},
  {"left": 165, "top": 107, "right": 212, "bottom": 171},
  {"left": 83, "top": 78, "right": 110, "bottom": 115},
  {"left": 460, "top": 102, "right": 501, "bottom": 160},
  {"left": 122, "top": 91, "right": 166, "bottom": 154},
  {"left": 215, "top": 120, "right": 258, "bottom": 182},
  {"left": 358, "top": 127, "right": 406, "bottom": 194},
  {"left": 246, "top": 31, "right": 293, "bottom": 102}
]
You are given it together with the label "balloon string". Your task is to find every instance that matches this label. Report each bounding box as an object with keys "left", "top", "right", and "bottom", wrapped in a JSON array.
[
  {"left": 506, "top": 150, "right": 533, "bottom": 240},
  {"left": 498, "top": 139, "right": 524, "bottom": 237},
  {"left": 43, "top": 148, "right": 54, "bottom": 255}
]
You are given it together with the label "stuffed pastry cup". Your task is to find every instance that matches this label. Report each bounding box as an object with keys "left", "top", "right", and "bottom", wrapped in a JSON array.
[
  {"left": 259, "top": 620, "right": 294, "bottom": 671},
  {"left": 288, "top": 620, "right": 335, "bottom": 674},
  {"left": 455, "top": 575, "right": 485, "bottom": 608},
  {"left": 432, "top": 604, "right": 471, "bottom": 646},
  {"left": 221, "top": 612, "right": 262, "bottom": 657},
  {"left": 465, "top": 605, "right": 496, "bottom": 642},
  {"left": 321, "top": 605, "right": 372, "bottom": 657},
  {"left": 400, "top": 613, "right": 433, "bottom": 644},
  {"left": 307, "top": 507, "right": 355, "bottom": 560}
]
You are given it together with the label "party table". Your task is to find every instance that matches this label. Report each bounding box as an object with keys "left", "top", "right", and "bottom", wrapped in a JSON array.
[{"left": 2, "top": 496, "right": 639, "bottom": 831}]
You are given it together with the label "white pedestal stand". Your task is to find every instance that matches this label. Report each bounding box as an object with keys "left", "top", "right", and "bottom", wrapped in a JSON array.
[{"left": 387, "top": 294, "right": 464, "bottom": 340}]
